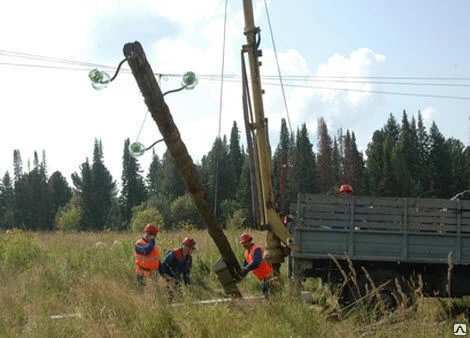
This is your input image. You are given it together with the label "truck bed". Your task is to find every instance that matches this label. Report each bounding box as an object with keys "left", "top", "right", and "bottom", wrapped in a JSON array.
[{"left": 292, "top": 194, "right": 470, "bottom": 264}]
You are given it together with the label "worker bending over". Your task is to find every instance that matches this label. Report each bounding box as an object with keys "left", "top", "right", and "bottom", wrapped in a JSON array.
[
  {"left": 239, "top": 232, "right": 274, "bottom": 297},
  {"left": 160, "top": 237, "right": 197, "bottom": 300}
]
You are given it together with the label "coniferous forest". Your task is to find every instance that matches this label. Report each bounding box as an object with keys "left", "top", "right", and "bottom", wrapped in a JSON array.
[{"left": 1, "top": 110, "right": 469, "bottom": 231}]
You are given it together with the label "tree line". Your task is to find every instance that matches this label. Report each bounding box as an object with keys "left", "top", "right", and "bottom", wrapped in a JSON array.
[{"left": 0, "top": 110, "right": 469, "bottom": 231}]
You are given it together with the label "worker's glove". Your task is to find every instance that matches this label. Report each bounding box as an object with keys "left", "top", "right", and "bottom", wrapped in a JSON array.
[{"left": 240, "top": 267, "right": 249, "bottom": 278}]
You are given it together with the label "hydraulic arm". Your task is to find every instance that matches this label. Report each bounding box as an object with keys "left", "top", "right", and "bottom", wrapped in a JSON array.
[{"left": 241, "top": 0, "right": 291, "bottom": 274}]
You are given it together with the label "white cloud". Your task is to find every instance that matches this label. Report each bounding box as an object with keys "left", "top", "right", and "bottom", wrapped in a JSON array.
[
  {"left": 421, "top": 107, "right": 434, "bottom": 126},
  {"left": 315, "top": 48, "right": 387, "bottom": 106}
]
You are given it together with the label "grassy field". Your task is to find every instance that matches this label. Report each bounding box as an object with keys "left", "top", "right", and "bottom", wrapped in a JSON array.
[{"left": 0, "top": 228, "right": 468, "bottom": 337}]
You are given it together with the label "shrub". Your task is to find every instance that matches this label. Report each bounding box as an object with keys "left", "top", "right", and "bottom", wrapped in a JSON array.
[
  {"left": 130, "top": 205, "right": 164, "bottom": 233},
  {"left": 0, "top": 229, "right": 43, "bottom": 272},
  {"left": 225, "top": 209, "right": 247, "bottom": 231},
  {"left": 170, "top": 194, "right": 204, "bottom": 229},
  {"left": 54, "top": 195, "right": 83, "bottom": 231}
]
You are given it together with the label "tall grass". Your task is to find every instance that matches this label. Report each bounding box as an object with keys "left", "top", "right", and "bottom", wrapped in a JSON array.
[{"left": 0, "top": 229, "right": 468, "bottom": 337}]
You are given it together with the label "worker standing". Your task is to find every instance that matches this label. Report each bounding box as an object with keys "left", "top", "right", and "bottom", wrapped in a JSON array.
[
  {"left": 239, "top": 233, "right": 274, "bottom": 297},
  {"left": 160, "top": 237, "right": 197, "bottom": 300},
  {"left": 134, "top": 223, "right": 161, "bottom": 287}
]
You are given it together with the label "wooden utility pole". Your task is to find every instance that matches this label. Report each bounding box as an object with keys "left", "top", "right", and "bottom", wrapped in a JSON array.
[{"left": 123, "top": 41, "right": 242, "bottom": 297}]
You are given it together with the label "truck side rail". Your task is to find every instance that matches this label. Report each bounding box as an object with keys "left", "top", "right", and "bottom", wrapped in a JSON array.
[{"left": 292, "top": 194, "right": 470, "bottom": 264}]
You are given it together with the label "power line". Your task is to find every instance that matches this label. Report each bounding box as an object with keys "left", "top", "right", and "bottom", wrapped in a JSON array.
[{"left": 1, "top": 49, "right": 470, "bottom": 100}]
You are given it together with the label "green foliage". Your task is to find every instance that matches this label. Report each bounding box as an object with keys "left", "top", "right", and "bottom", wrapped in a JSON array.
[
  {"left": 130, "top": 203, "right": 164, "bottom": 233},
  {"left": 170, "top": 193, "right": 204, "bottom": 229},
  {"left": 72, "top": 139, "right": 116, "bottom": 230},
  {"left": 225, "top": 209, "right": 247, "bottom": 231},
  {"left": 0, "top": 229, "right": 43, "bottom": 272},
  {"left": 219, "top": 198, "right": 242, "bottom": 225},
  {"left": 54, "top": 195, "right": 83, "bottom": 231},
  {"left": 120, "top": 138, "right": 148, "bottom": 225}
]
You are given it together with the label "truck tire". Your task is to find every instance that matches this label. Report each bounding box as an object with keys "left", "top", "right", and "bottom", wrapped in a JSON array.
[
  {"left": 367, "top": 270, "right": 405, "bottom": 310},
  {"left": 340, "top": 269, "right": 406, "bottom": 310}
]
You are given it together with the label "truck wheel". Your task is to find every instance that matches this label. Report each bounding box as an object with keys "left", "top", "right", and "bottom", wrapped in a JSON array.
[{"left": 368, "top": 270, "right": 404, "bottom": 310}]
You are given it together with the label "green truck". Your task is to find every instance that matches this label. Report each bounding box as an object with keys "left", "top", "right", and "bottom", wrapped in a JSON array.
[{"left": 290, "top": 193, "right": 470, "bottom": 305}]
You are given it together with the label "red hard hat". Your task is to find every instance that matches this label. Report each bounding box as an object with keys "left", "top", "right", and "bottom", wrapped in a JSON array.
[
  {"left": 144, "top": 223, "right": 158, "bottom": 236},
  {"left": 240, "top": 233, "right": 252, "bottom": 243},
  {"left": 339, "top": 184, "right": 353, "bottom": 194},
  {"left": 182, "top": 237, "right": 197, "bottom": 250}
]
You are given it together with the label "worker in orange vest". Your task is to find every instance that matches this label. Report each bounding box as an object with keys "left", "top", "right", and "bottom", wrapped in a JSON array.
[
  {"left": 239, "top": 232, "right": 274, "bottom": 297},
  {"left": 134, "top": 223, "right": 160, "bottom": 287}
]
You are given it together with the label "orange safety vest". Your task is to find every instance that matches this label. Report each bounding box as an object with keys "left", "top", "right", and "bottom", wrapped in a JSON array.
[
  {"left": 244, "top": 244, "right": 273, "bottom": 281},
  {"left": 134, "top": 238, "right": 160, "bottom": 276}
]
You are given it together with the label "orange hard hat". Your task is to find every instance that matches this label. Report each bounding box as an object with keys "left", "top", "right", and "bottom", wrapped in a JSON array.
[
  {"left": 144, "top": 223, "right": 158, "bottom": 236},
  {"left": 240, "top": 233, "right": 252, "bottom": 243},
  {"left": 339, "top": 184, "right": 353, "bottom": 194}
]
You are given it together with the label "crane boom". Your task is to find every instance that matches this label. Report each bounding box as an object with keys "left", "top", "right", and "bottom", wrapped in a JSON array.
[{"left": 241, "top": 0, "right": 291, "bottom": 274}]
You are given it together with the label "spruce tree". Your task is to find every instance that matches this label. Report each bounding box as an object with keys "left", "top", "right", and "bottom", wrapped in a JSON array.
[
  {"left": 48, "top": 171, "right": 72, "bottom": 224},
  {"left": 428, "top": 123, "right": 452, "bottom": 198},
  {"left": 160, "top": 149, "right": 185, "bottom": 201},
  {"left": 91, "top": 139, "right": 116, "bottom": 229},
  {"left": 391, "top": 111, "right": 415, "bottom": 196},
  {"left": 120, "top": 138, "right": 147, "bottom": 225},
  {"left": 0, "top": 172, "right": 15, "bottom": 228},
  {"left": 72, "top": 139, "right": 116, "bottom": 230},
  {"left": 365, "top": 130, "right": 385, "bottom": 195},
  {"left": 72, "top": 159, "right": 93, "bottom": 230},
  {"left": 273, "top": 118, "right": 292, "bottom": 211},
  {"left": 293, "top": 124, "right": 317, "bottom": 194},
  {"left": 147, "top": 150, "right": 162, "bottom": 197},
  {"left": 317, "top": 117, "right": 335, "bottom": 194},
  {"left": 416, "top": 111, "right": 431, "bottom": 194},
  {"left": 228, "top": 121, "right": 244, "bottom": 200}
]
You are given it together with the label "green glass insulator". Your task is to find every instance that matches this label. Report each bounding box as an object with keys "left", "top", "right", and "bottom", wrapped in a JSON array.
[
  {"left": 88, "top": 69, "right": 111, "bottom": 90},
  {"left": 181, "top": 71, "right": 198, "bottom": 90},
  {"left": 129, "top": 142, "right": 146, "bottom": 158}
]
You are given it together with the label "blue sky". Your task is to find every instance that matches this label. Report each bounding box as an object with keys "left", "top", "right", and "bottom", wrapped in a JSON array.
[{"left": 1, "top": 0, "right": 469, "bottom": 186}]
